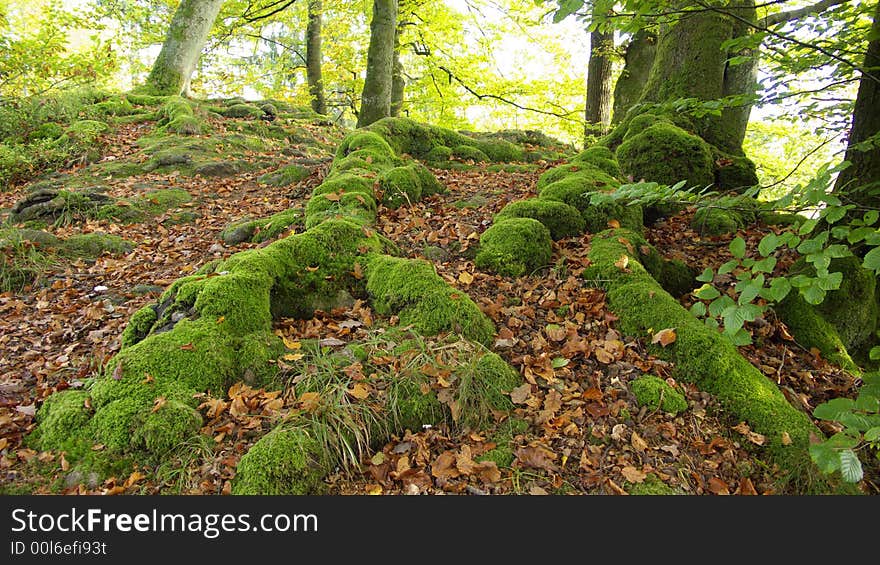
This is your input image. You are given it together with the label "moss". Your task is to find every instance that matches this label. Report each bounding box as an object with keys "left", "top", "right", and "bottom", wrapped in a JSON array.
[
  {"left": 425, "top": 145, "right": 452, "bottom": 162},
  {"left": 475, "top": 218, "right": 553, "bottom": 277},
  {"left": 135, "top": 400, "right": 202, "bottom": 455},
  {"left": 31, "top": 122, "right": 64, "bottom": 141},
  {"left": 232, "top": 427, "right": 327, "bottom": 495},
  {"left": 691, "top": 195, "right": 760, "bottom": 236},
  {"left": 258, "top": 164, "right": 310, "bottom": 187},
  {"left": 121, "top": 305, "right": 158, "bottom": 348},
  {"left": 389, "top": 376, "right": 447, "bottom": 433},
  {"left": 91, "top": 396, "right": 150, "bottom": 452},
  {"left": 485, "top": 163, "right": 539, "bottom": 173},
  {"left": 495, "top": 198, "right": 585, "bottom": 240},
  {"left": 378, "top": 166, "right": 422, "bottom": 208},
  {"left": 581, "top": 201, "right": 644, "bottom": 234},
  {"left": 126, "top": 93, "right": 166, "bottom": 107},
  {"left": 814, "top": 256, "right": 878, "bottom": 356},
  {"left": 32, "top": 390, "right": 93, "bottom": 455},
  {"left": 90, "top": 97, "right": 135, "bottom": 117},
  {"left": 311, "top": 174, "right": 375, "bottom": 198},
  {"left": 628, "top": 473, "right": 682, "bottom": 495},
  {"left": 452, "top": 145, "right": 489, "bottom": 162},
  {"left": 476, "top": 417, "right": 529, "bottom": 468},
  {"left": 657, "top": 259, "right": 695, "bottom": 297},
  {"left": 572, "top": 146, "right": 622, "bottom": 178},
  {"left": 163, "top": 115, "right": 203, "bottom": 136},
  {"left": 775, "top": 288, "right": 858, "bottom": 372},
  {"left": 537, "top": 163, "right": 618, "bottom": 193},
  {"left": 366, "top": 255, "right": 495, "bottom": 345},
  {"left": 223, "top": 104, "right": 264, "bottom": 119},
  {"left": 305, "top": 191, "right": 376, "bottom": 229},
  {"left": 760, "top": 212, "right": 802, "bottom": 227},
  {"left": 468, "top": 352, "right": 521, "bottom": 414},
  {"left": 409, "top": 161, "right": 444, "bottom": 196},
  {"left": 715, "top": 153, "right": 759, "bottom": 192},
  {"left": 60, "top": 233, "right": 133, "bottom": 259},
  {"left": 616, "top": 123, "right": 714, "bottom": 187},
  {"left": 630, "top": 375, "right": 688, "bottom": 414}
]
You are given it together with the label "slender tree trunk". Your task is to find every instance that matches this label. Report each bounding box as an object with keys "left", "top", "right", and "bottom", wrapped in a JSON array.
[
  {"left": 391, "top": 28, "right": 405, "bottom": 117},
  {"left": 584, "top": 25, "right": 614, "bottom": 140},
  {"left": 833, "top": 1, "right": 880, "bottom": 206},
  {"left": 720, "top": 0, "right": 758, "bottom": 153},
  {"left": 612, "top": 29, "right": 656, "bottom": 124},
  {"left": 306, "top": 0, "right": 327, "bottom": 115},
  {"left": 145, "top": 0, "right": 224, "bottom": 96},
  {"left": 357, "top": 0, "right": 398, "bottom": 128}
]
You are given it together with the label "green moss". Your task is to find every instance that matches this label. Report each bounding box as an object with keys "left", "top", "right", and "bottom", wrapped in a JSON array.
[
  {"left": 466, "top": 352, "right": 521, "bottom": 417},
  {"left": 126, "top": 93, "right": 166, "bottom": 107},
  {"left": 572, "top": 146, "right": 622, "bottom": 178},
  {"left": 163, "top": 115, "right": 203, "bottom": 136},
  {"left": 537, "top": 163, "right": 618, "bottom": 193},
  {"left": 409, "top": 161, "right": 444, "bottom": 196},
  {"left": 616, "top": 123, "right": 714, "bottom": 187},
  {"left": 32, "top": 390, "right": 93, "bottom": 455},
  {"left": 775, "top": 290, "right": 857, "bottom": 372},
  {"left": 311, "top": 174, "right": 375, "bottom": 198},
  {"left": 475, "top": 218, "right": 553, "bottom": 277},
  {"left": 691, "top": 195, "right": 760, "bottom": 236},
  {"left": 452, "top": 145, "right": 489, "bottom": 162},
  {"left": 60, "top": 233, "right": 133, "bottom": 259},
  {"left": 366, "top": 255, "right": 495, "bottom": 345},
  {"left": 305, "top": 190, "right": 376, "bottom": 229},
  {"left": 581, "top": 201, "right": 644, "bottom": 234},
  {"left": 91, "top": 396, "right": 150, "bottom": 452},
  {"left": 628, "top": 473, "right": 682, "bottom": 495},
  {"left": 476, "top": 417, "right": 529, "bottom": 468},
  {"left": 630, "top": 375, "right": 688, "bottom": 414},
  {"left": 232, "top": 427, "right": 327, "bottom": 494},
  {"left": 378, "top": 166, "right": 422, "bottom": 208},
  {"left": 715, "top": 153, "right": 759, "bottom": 192},
  {"left": 424, "top": 145, "right": 452, "bottom": 162},
  {"left": 135, "top": 400, "right": 202, "bottom": 455},
  {"left": 657, "top": 259, "right": 695, "bottom": 297},
  {"left": 389, "top": 376, "right": 447, "bottom": 433},
  {"left": 495, "top": 198, "right": 585, "bottom": 240},
  {"left": 223, "top": 104, "right": 264, "bottom": 119},
  {"left": 814, "top": 256, "right": 878, "bottom": 357},
  {"left": 258, "top": 164, "right": 310, "bottom": 187},
  {"left": 121, "top": 305, "right": 158, "bottom": 348}
]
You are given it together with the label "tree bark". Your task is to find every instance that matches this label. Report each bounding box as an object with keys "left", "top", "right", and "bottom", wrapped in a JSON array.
[
  {"left": 306, "top": 0, "right": 327, "bottom": 115},
  {"left": 833, "top": 1, "right": 880, "bottom": 206},
  {"left": 391, "top": 28, "right": 405, "bottom": 117},
  {"left": 145, "top": 0, "right": 224, "bottom": 96},
  {"left": 612, "top": 29, "right": 656, "bottom": 124},
  {"left": 584, "top": 26, "right": 614, "bottom": 140},
  {"left": 357, "top": 0, "right": 398, "bottom": 128}
]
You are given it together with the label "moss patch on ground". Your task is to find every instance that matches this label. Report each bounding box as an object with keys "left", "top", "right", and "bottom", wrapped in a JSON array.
[{"left": 476, "top": 218, "right": 553, "bottom": 277}]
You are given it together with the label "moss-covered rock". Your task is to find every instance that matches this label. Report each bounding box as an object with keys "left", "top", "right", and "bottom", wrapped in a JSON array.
[
  {"left": 424, "top": 145, "right": 452, "bottom": 163},
  {"left": 32, "top": 390, "right": 93, "bottom": 456},
  {"left": 657, "top": 259, "right": 695, "bottom": 297},
  {"left": 691, "top": 195, "right": 760, "bottom": 236},
  {"left": 258, "top": 164, "right": 310, "bottom": 187},
  {"left": 537, "top": 163, "right": 619, "bottom": 193},
  {"left": 630, "top": 375, "right": 688, "bottom": 414},
  {"left": 616, "top": 122, "right": 714, "bottom": 187},
  {"left": 220, "top": 209, "right": 303, "bottom": 245},
  {"left": 135, "top": 400, "right": 202, "bottom": 455},
  {"left": 389, "top": 376, "right": 447, "bottom": 433},
  {"left": 715, "top": 153, "right": 759, "bottom": 191},
  {"left": 232, "top": 427, "right": 327, "bottom": 495},
  {"left": 475, "top": 218, "right": 553, "bottom": 277},
  {"left": 572, "top": 145, "right": 622, "bottom": 179},
  {"left": 60, "top": 232, "right": 133, "bottom": 259},
  {"left": 452, "top": 145, "right": 489, "bottom": 162},
  {"left": 366, "top": 255, "right": 495, "bottom": 345},
  {"left": 223, "top": 104, "right": 264, "bottom": 119},
  {"left": 378, "top": 166, "right": 422, "bottom": 208},
  {"left": 495, "top": 198, "right": 585, "bottom": 240}
]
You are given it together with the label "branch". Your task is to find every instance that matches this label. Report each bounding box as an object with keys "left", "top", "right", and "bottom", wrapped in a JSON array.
[
  {"left": 761, "top": 0, "right": 850, "bottom": 27},
  {"left": 437, "top": 65, "right": 579, "bottom": 121},
  {"left": 241, "top": 0, "right": 298, "bottom": 23}
]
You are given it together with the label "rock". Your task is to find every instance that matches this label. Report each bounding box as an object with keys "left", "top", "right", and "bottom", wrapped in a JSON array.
[
  {"left": 131, "top": 284, "right": 164, "bottom": 296},
  {"left": 194, "top": 161, "right": 242, "bottom": 177},
  {"left": 220, "top": 219, "right": 256, "bottom": 245}
]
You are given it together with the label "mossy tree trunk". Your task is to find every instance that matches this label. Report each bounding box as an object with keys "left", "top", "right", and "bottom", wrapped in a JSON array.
[
  {"left": 638, "top": 0, "right": 756, "bottom": 155},
  {"left": 833, "top": 1, "right": 880, "bottom": 207},
  {"left": 306, "top": 0, "right": 327, "bottom": 116},
  {"left": 357, "top": 0, "right": 398, "bottom": 128},
  {"left": 584, "top": 9, "right": 614, "bottom": 139},
  {"left": 145, "top": 0, "right": 224, "bottom": 96},
  {"left": 611, "top": 29, "right": 656, "bottom": 124}
]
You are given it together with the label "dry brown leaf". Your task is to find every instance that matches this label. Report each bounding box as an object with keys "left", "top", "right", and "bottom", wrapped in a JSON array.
[
  {"left": 708, "top": 477, "right": 730, "bottom": 495},
  {"left": 631, "top": 431, "right": 648, "bottom": 452},
  {"left": 347, "top": 382, "right": 371, "bottom": 400},
  {"left": 651, "top": 327, "right": 677, "bottom": 347},
  {"left": 614, "top": 254, "right": 629, "bottom": 270},
  {"left": 458, "top": 271, "right": 474, "bottom": 285},
  {"left": 621, "top": 466, "right": 646, "bottom": 483},
  {"left": 151, "top": 396, "right": 167, "bottom": 413},
  {"left": 509, "top": 383, "right": 532, "bottom": 405}
]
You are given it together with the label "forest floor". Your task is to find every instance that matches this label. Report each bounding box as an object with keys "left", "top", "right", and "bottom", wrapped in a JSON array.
[{"left": 0, "top": 112, "right": 872, "bottom": 495}]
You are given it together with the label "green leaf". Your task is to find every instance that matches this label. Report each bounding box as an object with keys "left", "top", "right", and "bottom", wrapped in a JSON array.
[
  {"left": 689, "top": 301, "right": 707, "bottom": 317},
  {"left": 855, "top": 394, "right": 879, "bottom": 413},
  {"left": 817, "top": 271, "right": 843, "bottom": 291},
  {"left": 802, "top": 282, "right": 826, "bottom": 305},
  {"left": 738, "top": 281, "right": 761, "bottom": 305},
  {"left": 758, "top": 234, "right": 779, "bottom": 257},
  {"left": 809, "top": 443, "right": 840, "bottom": 474},
  {"left": 822, "top": 206, "right": 847, "bottom": 224},
  {"left": 863, "top": 246, "right": 880, "bottom": 271},
  {"left": 799, "top": 219, "right": 818, "bottom": 235},
  {"left": 694, "top": 283, "right": 721, "bottom": 300},
  {"left": 864, "top": 427, "right": 880, "bottom": 442},
  {"left": 838, "top": 449, "right": 863, "bottom": 483},
  {"left": 718, "top": 260, "right": 738, "bottom": 275},
  {"left": 551, "top": 357, "right": 569, "bottom": 369},
  {"left": 696, "top": 268, "right": 714, "bottom": 282},
  {"left": 768, "top": 277, "right": 791, "bottom": 302},
  {"left": 729, "top": 236, "right": 746, "bottom": 259},
  {"left": 870, "top": 346, "right": 880, "bottom": 361},
  {"left": 708, "top": 295, "right": 735, "bottom": 317},
  {"left": 813, "top": 398, "right": 856, "bottom": 421},
  {"left": 552, "top": 0, "right": 584, "bottom": 22},
  {"left": 863, "top": 210, "right": 879, "bottom": 226},
  {"left": 752, "top": 256, "right": 777, "bottom": 273}
]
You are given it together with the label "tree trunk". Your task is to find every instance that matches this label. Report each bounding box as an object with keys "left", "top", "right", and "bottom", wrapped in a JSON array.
[
  {"left": 833, "top": 1, "right": 880, "bottom": 206},
  {"left": 612, "top": 29, "right": 656, "bottom": 124},
  {"left": 720, "top": 0, "right": 758, "bottom": 154},
  {"left": 306, "top": 0, "right": 327, "bottom": 115},
  {"left": 391, "top": 29, "right": 405, "bottom": 117},
  {"left": 357, "top": 0, "right": 398, "bottom": 128},
  {"left": 584, "top": 26, "right": 614, "bottom": 140},
  {"left": 145, "top": 0, "right": 224, "bottom": 96}
]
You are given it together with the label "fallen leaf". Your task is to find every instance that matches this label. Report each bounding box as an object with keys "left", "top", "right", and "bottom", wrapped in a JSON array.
[
  {"left": 631, "top": 431, "right": 648, "bottom": 452},
  {"left": 347, "top": 382, "right": 371, "bottom": 400},
  {"left": 151, "top": 396, "right": 167, "bottom": 413},
  {"left": 298, "top": 392, "right": 321, "bottom": 412},
  {"left": 458, "top": 271, "right": 474, "bottom": 285},
  {"left": 509, "top": 383, "right": 532, "bottom": 404},
  {"left": 607, "top": 219, "right": 621, "bottom": 229},
  {"left": 614, "top": 254, "right": 629, "bottom": 270},
  {"left": 708, "top": 477, "right": 730, "bottom": 495},
  {"left": 732, "top": 422, "right": 766, "bottom": 445},
  {"left": 651, "top": 328, "right": 677, "bottom": 347},
  {"left": 180, "top": 343, "right": 194, "bottom": 351},
  {"left": 781, "top": 431, "right": 792, "bottom": 446},
  {"left": 621, "top": 466, "right": 646, "bottom": 483},
  {"left": 112, "top": 361, "right": 124, "bottom": 380},
  {"left": 283, "top": 353, "right": 304, "bottom": 362},
  {"left": 514, "top": 446, "right": 557, "bottom": 471}
]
